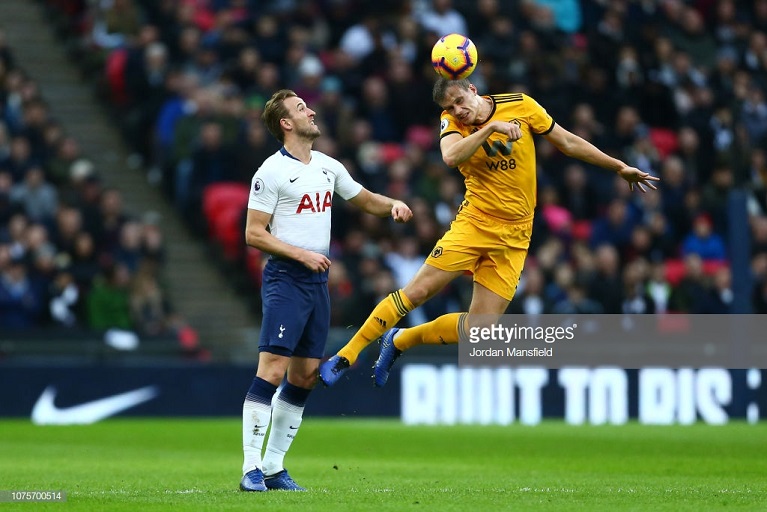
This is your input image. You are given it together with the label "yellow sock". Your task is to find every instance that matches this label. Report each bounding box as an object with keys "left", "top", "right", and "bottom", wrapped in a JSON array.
[
  {"left": 394, "top": 312, "right": 468, "bottom": 351},
  {"left": 338, "top": 290, "right": 413, "bottom": 364}
]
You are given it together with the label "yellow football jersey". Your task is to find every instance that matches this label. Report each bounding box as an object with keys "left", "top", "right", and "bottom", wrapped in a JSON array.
[{"left": 439, "top": 93, "right": 554, "bottom": 221}]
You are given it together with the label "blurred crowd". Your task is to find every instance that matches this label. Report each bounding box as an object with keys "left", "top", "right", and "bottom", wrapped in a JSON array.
[
  {"left": 17, "top": 0, "right": 767, "bottom": 335},
  {"left": 0, "top": 24, "right": 197, "bottom": 349}
]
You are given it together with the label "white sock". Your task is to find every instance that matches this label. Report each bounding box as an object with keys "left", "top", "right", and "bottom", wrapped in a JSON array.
[
  {"left": 262, "top": 396, "right": 304, "bottom": 476},
  {"left": 242, "top": 399, "right": 272, "bottom": 474}
]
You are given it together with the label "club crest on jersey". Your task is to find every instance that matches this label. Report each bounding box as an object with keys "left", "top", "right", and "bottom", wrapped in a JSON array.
[
  {"left": 253, "top": 178, "right": 264, "bottom": 195},
  {"left": 431, "top": 246, "right": 443, "bottom": 258},
  {"left": 322, "top": 168, "right": 331, "bottom": 182},
  {"left": 297, "top": 190, "right": 332, "bottom": 214}
]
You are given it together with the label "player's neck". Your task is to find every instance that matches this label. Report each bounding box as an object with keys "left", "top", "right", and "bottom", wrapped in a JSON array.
[
  {"left": 474, "top": 96, "right": 493, "bottom": 125},
  {"left": 283, "top": 140, "right": 313, "bottom": 164}
]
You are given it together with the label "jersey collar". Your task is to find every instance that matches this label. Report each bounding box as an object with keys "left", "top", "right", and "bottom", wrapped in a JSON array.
[{"left": 280, "top": 146, "right": 302, "bottom": 161}]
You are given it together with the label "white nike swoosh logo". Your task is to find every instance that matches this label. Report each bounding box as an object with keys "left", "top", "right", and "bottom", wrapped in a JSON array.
[{"left": 31, "top": 385, "right": 159, "bottom": 425}]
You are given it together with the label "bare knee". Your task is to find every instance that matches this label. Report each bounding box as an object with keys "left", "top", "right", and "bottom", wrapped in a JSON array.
[
  {"left": 256, "top": 366, "right": 287, "bottom": 386},
  {"left": 288, "top": 372, "right": 318, "bottom": 389},
  {"left": 402, "top": 283, "right": 430, "bottom": 306},
  {"left": 287, "top": 364, "right": 319, "bottom": 389},
  {"left": 402, "top": 267, "right": 462, "bottom": 308}
]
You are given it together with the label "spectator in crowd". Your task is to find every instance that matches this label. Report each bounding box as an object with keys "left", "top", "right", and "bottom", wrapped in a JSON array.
[
  {"left": 681, "top": 213, "right": 727, "bottom": 261},
  {"left": 0, "top": 251, "right": 44, "bottom": 329},
  {"left": 129, "top": 260, "right": 171, "bottom": 336},
  {"left": 667, "top": 253, "right": 712, "bottom": 313},
  {"left": 621, "top": 259, "right": 655, "bottom": 314},
  {"left": 507, "top": 265, "right": 551, "bottom": 315},
  {"left": 709, "top": 265, "right": 734, "bottom": 313},
  {"left": 553, "top": 275, "right": 604, "bottom": 314},
  {"left": 86, "top": 262, "right": 133, "bottom": 331},
  {"left": 10, "top": 166, "right": 57, "bottom": 223},
  {"left": 588, "top": 244, "right": 624, "bottom": 314},
  {"left": 48, "top": 267, "right": 81, "bottom": 328},
  {"left": 67, "top": 231, "right": 100, "bottom": 295},
  {"left": 589, "top": 198, "right": 637, "bottom": 253},
  {"left": 646, "top": 261, "right": 672, "bottom": 314}
]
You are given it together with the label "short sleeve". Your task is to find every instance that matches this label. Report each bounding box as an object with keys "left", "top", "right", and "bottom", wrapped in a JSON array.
[
  {"left": 333, "top": 161, "right": 364, "bottom": 200},
  {"left": 524, "top": 95, "right": 555, "bottom": 135},
  {"left": 439, "top": 113, "right": 463, "bottom": 139},
  {"left": 248, "top": 168, "right": 279, "bottom": 214}
]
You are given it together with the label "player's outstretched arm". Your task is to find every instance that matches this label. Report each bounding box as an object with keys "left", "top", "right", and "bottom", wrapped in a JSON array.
[
  {"left": 245, "top": 209, "right": 330, "bottom": 272},
  {"left": 348, "top": 188, "right": 413, "bottom": 223},
  {"left": 543, "top": 124, "right": 660, "bottom": 192}
]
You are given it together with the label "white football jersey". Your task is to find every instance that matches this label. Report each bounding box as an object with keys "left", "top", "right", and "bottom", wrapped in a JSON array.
[{"left": 248, "top": 148, "right": 363, "bottom": 255}]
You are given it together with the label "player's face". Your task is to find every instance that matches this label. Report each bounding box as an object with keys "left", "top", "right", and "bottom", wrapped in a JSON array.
[
  {"left": 438, "top": 84, "right": 483, "bottom": 124},
  {"left": 284, "top": 96, "right": 321, "bottom": 140}
]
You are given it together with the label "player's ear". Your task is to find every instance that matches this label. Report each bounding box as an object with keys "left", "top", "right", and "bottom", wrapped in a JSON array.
[{"left": 280, "top": 118, "right": 292, "bottom": 131}]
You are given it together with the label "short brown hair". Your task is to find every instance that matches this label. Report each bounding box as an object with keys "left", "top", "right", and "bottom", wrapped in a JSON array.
[
  {"left": 432, "top": 78, "right": 471, "bottom": 105},
  {"left": 261, "top": 89, "right": 297, "bottom": 143}
]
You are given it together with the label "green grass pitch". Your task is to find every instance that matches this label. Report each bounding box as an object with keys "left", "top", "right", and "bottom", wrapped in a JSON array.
[{"left": 1, "top": 419, "right": 766, "bottom": 511}]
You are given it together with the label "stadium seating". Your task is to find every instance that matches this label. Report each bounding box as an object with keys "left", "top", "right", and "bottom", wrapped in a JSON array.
[
  {"left": 202, "top": 182, "right": 249, "bottom": 263},
  {"left": 649, "top": 128, "right": 679, "bottom": 159},
  {"left": 571, "top": 220, "right": 593, "bottom": 241},
  {"left": 664, "top": 258, "right": 729, "bottom": 286},
  {"left": 202, "top": 183, "right": 249, "bottom": 235}
]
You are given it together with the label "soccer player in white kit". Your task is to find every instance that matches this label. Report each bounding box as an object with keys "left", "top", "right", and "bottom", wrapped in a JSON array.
[{"left": 239, "top": 89, "right": 412, "bottom": 492}]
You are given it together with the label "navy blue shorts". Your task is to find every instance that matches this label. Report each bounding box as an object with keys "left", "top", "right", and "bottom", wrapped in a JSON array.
[{"left": 259, "top": 258, "right": 330, "bottom": 359}]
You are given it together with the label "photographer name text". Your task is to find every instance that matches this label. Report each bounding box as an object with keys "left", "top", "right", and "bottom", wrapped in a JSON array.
[{"left": 469, "top": 346, "right": 554, "bottom": 357}]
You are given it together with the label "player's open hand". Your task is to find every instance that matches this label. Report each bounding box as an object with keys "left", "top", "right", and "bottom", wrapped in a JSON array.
[
  {"left": 618, "top": 166, "right": 660, "bottom": 193},
  {"left": 391, "top": 201, "right": 413, "bottom": 223}
]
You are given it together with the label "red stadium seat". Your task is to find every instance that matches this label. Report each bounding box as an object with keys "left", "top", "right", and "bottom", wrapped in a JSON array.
[
  {"left": 664, "top": 259, "right": 686, "bottom": 286},
  {"left": 202, "top": 182, "right": 250, "bottom": 238},
  {"left": 211, "top": 207, "right": 245, "bottom": 261},
  {"left": 245, "top": 247, "right": 264, "bottom": 287},
  {"left": 379, "top": 143, "right": 405, "bottom": 164},
  {"left": 663, "top": 258, "right": 728, "bottom": 286},
  {"left": 703, "top": 259, "right": 729, "bottom": 275},
  {"left": 105, "top": 48, "right": 129, "bottom": 107},
  {"left": 571, "top": 220, "right": 592, "bottom": 241},
  {"left": 649, "top": 128, "right": 679, "bottom": 159}
]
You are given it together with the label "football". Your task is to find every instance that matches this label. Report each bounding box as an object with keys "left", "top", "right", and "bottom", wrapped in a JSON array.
[{"left": 431, "top": 33, "right": 478, "bottom": 80}]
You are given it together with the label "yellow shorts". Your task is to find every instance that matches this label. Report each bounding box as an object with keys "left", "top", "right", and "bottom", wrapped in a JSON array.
[{"left": 425, "top": 201, "right": 533, "bottom": 301}]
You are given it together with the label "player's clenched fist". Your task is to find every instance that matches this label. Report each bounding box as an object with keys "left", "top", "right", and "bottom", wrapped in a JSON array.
[
  {"left": 489, "top": 120, "right": 522, "bottom": 141},
  {"left": 391, "top": 201, "right": 413, "bottom": 223}
]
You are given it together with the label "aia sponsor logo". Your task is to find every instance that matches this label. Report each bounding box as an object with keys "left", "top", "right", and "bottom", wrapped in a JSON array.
[{"left": 296, "top": 190, "right": 332, "bottom": 213}]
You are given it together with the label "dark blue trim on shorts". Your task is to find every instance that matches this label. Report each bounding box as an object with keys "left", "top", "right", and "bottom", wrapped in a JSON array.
[{"left": 259, "top": 345, "right": 293, "bottom": 357}]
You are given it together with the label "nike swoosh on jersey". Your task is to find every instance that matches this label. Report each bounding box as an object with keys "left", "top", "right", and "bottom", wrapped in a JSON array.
[
  {"left": 31, "top": 385, "right": 159, "bottom": 425},
  {"left": 289, "top": 177, "right": 299, "bottom": 183}
]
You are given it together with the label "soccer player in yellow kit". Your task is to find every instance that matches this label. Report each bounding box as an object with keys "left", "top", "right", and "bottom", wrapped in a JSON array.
[{"left": 319, "top": 77, "right": 660, "bottom": 387}]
